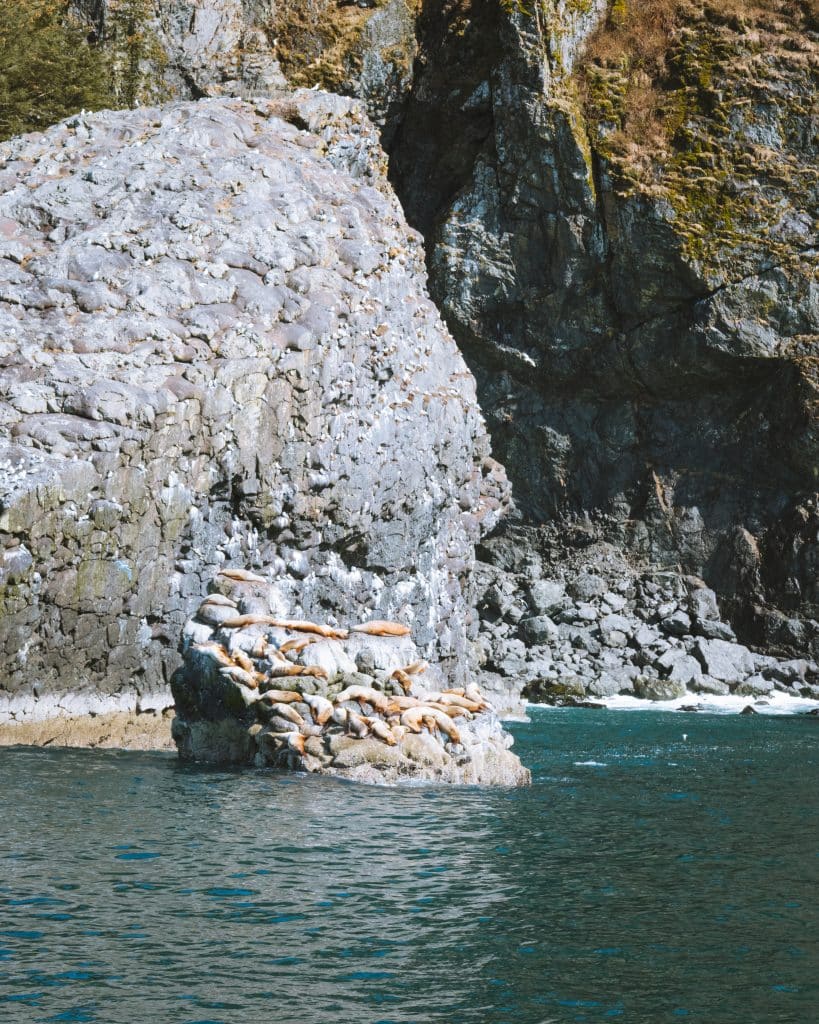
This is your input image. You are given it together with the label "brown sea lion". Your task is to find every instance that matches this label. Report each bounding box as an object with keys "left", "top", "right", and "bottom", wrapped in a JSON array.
[
  {"left": 366, "top": 718, "right": 398, "bottom": 746},
  {"left": 421, "top": 706, "right": 461, "bottom": 743},
  {"left": 269, "top": 663, "right": 328, "bottom": 679},
  {"left": 350, "top": 620, "right": 411, "bottom": 637},
  {"left": 258, "top": 688, "right": 304, "bottom": 704},
  {"left": 334, "top": 685, "right": 391, "bottom": 713},
  {"left": 191, "top": 642, "right": 233, "bottom": 667},
  {"left": 346, "top": 710, "right": 370, "bottom": 739},
  {"left": 302, "top": 693, "right": 334, "bottom": 726},
  {"left": 390, "top": 668, "right": 413, "bottom": 694},
  {"left": 232, "top": 649, "right": 257, "bottom": 675},
  {"left": 218, "top": 568, "right": 267, "bottom": 584},
  {"left": 269, "top": 619, "right": 348, "bottom": 640},
  {"left": 267, "top": 702, "right": 305, "bottom": 727},
  {"left": 219, "top": 665, "right": 259, "bottom": 689},
  {"left": 200, "top": 593, "right": 238, "bottom": 607},
  {"left": 279, "top": 636, "right": 318, "bottom": 654}
]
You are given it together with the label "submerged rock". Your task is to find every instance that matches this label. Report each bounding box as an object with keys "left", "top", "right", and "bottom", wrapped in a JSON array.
[
  {"left": 0, "top": 93, "right": 507, "bottom": 722},
  {"left": 171, "top": 571, "right": 530, "bottom": 786}
]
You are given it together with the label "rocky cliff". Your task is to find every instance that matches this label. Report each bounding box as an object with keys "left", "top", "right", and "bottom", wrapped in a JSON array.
[
  {"left": 0, "top": 92, "right": 507, "bottom": 724},
  {"left": 387, "top": 0, "right": 818, "bottom": 659}
]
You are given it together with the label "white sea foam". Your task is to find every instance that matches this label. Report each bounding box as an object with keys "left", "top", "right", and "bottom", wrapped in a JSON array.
[
  {"left": 528, "top": 692, "right": 819, "bottom": 716},
  {"left": 573, "top": 760, "right": 608, "bottom": 767}
]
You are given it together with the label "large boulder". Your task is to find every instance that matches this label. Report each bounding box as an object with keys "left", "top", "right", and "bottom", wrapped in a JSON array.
[
  {"left": 0, "top": 93, "right": 507, "bottom": 723},
  {"left": 171, "top": 571, "right": 530, "bottom": 785}
]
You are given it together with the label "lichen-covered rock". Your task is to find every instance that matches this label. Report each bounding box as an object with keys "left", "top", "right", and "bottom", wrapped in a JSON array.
[
  {"left": 0, "top": 93, "right": 507, "bottom": 723},
  {"left": 171, "top": 572, "right": 530, "bottom": 785},
  {"left": 71, "top": 0, "right": 420, "bottom": 133}
]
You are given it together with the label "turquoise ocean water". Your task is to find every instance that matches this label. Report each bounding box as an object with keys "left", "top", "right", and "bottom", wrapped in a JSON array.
[{"left": 1, "top": 708, "right": 817, "bottom": 1023}]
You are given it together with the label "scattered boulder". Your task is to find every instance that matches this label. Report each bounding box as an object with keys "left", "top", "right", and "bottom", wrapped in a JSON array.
[
  {"left": 634, "top": 677, "right": 687, "bottom": 702},
  {"left": 694, "top": 639, "right": 755, "bottom": 683}
]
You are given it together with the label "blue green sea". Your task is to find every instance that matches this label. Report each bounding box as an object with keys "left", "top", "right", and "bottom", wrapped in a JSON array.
[{"left": 1, "top": 708, "right": 817, "bottom": 1023}]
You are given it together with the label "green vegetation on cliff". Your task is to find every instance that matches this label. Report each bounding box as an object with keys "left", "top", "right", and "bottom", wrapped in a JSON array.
[
  {"left": 0, "top": 0, "right": 160, "bottom": 142},
  {"left": 577, "top": 0, "right": 819, "bottom": 273},
  {"left": 0, "top": 0, "right": 111, "bottom": 141}
]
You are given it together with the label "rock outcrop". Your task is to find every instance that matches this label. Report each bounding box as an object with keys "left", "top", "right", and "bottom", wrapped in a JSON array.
[
  {"left": 388, "top": 0, "right": 819, "bottom": 657},
  {"left": 71, "top": 0, "right": 420, "bottom": 135},
  {"left": 0, "top": 93, "right": 507, "bottom": 723},
  {"left": 171, "top": 568, "right": 530, "bottom": 785}
]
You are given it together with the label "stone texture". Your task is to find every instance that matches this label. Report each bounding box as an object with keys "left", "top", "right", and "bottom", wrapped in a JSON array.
[
  {"left": 694, "top": 640, "right": 755, "bottom": 684},
  {"left": 0, "top": 93, "right": 507, "bottom": 722}
]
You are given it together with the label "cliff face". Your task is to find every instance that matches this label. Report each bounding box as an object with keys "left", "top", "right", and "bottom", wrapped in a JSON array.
[
  {"left": 388, "top": 0, "right": 819, "bottom": 656},
  {"left": 0, "top": 93, "right": 507, "bottom": 722},
  {"left": 70, "top": 0, "right": 420, "bottom": 135}
]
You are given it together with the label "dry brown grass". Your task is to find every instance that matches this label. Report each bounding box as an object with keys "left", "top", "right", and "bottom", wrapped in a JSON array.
[{"left": 579, "top": 0, "right": 817, "bottom": 167}]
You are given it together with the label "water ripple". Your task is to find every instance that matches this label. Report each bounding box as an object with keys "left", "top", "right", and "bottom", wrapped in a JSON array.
[{"left": 0, "top": 710, "right": 817, "bottom": 1022}]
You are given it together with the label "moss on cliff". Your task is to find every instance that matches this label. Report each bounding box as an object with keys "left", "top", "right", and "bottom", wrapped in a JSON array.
[
  {"left": 0, "top": 0, "right": 164, "bottom": 141},
  {"left": 271, "top": 0, "right": 419, "bottom": 96},
  {"left": 577, "top": 1, "right": 819, "bottom": 275}
]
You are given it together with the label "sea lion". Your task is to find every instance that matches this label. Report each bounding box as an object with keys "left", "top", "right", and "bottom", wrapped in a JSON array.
[
  {"left": 279, "top": 636, "right": 318, "bottom": 654},
  {"left": 283, "top": 731, "right": 306, "bottom": 754},
  {"left": 232, "top": 649, "right": 257, "bottom": 675},
  {"left": 251, "top": 636, "right": 269, "bottom": 659},
  {"left": 387, "top": 694, "right": 422, "bottom": 711},
  {"left": 331, "top": 706, "right": 348, "bottom": 727},
  {"left": 269, "top": 663, "right": 328, "bottom": 679},
  {"left": 192, "top": 642, "right": 233, "bottom": 667},
  {"left": 421, "top": 706, "right": 461, "bottom": 743},
  {"left": 267, "top": 702, "right": 305, "bottom": 727},
  {"left": 429, "top": 692, "right": 482, "bottom": 712},
  {"left": 303, "top": 693, "right": 334, "bottom": 726},
  {"left": 258, "top": 688, "right": 304, "bottom": 704},
  {"left": 334, "top": 685, "right": 391, "bottom": 713},
  {"left": 219, "top": 665, "right": 259, "bottom": 689},
  {"left": 269, "top": 618, "right": 348, "bottom": 640},
  {"left": 218, "top": 568, "right": 267, "bottom": 584},
  {"left": 350, "top": 620, "right": 411, "bottom": 637},
  {"left": 464, "top": 683, "right": 490, "bottom": 707},
  {"left": 200, "top": 593, "right": 238, "bottom": 607},
  {"left": 404, "top": 660, "right": 428, "bottom": 675},
  {"left": 346, "top": 710, "right": 370, "bottom": 738},
  {"left": 220, "top": 613, "right": 279, "bottom": 629},
  {"left": 366, "top": 718, "right": 398, "bottom": 745},
  {"left": 400, "top": 707, "right": 426, "bottom": 733},
  {"left": 390, "top": 668, "right": 413, "bottom": 694}
]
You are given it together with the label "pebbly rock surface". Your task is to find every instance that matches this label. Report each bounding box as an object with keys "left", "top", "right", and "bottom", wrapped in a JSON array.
[
  {"left": 171, "top": 569, "right": 530, "bottom": 785},
  {"left": 0, "top": 93, "right": 507, "bottom": 724},
  {"left": 473, "top": 528, "right": 819, "bottom": 710}
]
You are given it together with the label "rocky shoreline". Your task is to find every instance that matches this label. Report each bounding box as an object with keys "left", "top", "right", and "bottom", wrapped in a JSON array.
[{"left": 473, "top": 533, "right": 819, "bottom": 713}]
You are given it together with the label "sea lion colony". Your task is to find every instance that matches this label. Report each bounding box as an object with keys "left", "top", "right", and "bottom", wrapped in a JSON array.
[{"left": 171, "top": 570, "right": 531, "bottom": 785}]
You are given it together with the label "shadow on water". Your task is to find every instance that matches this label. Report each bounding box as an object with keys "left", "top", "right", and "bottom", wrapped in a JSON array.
[{"left": 0, "top": 709, "right": 817, "bottom": 1023}]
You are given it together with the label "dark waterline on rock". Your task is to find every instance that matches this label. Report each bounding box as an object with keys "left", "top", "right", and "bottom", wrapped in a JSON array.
[{"left": 1, "top": 709, "right": 817, "bottom": 1023}]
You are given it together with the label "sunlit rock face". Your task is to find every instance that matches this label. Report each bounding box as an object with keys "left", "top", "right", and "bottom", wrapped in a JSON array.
[{"left": 0, "top": 92, "right": 508, "bottom": 723}]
